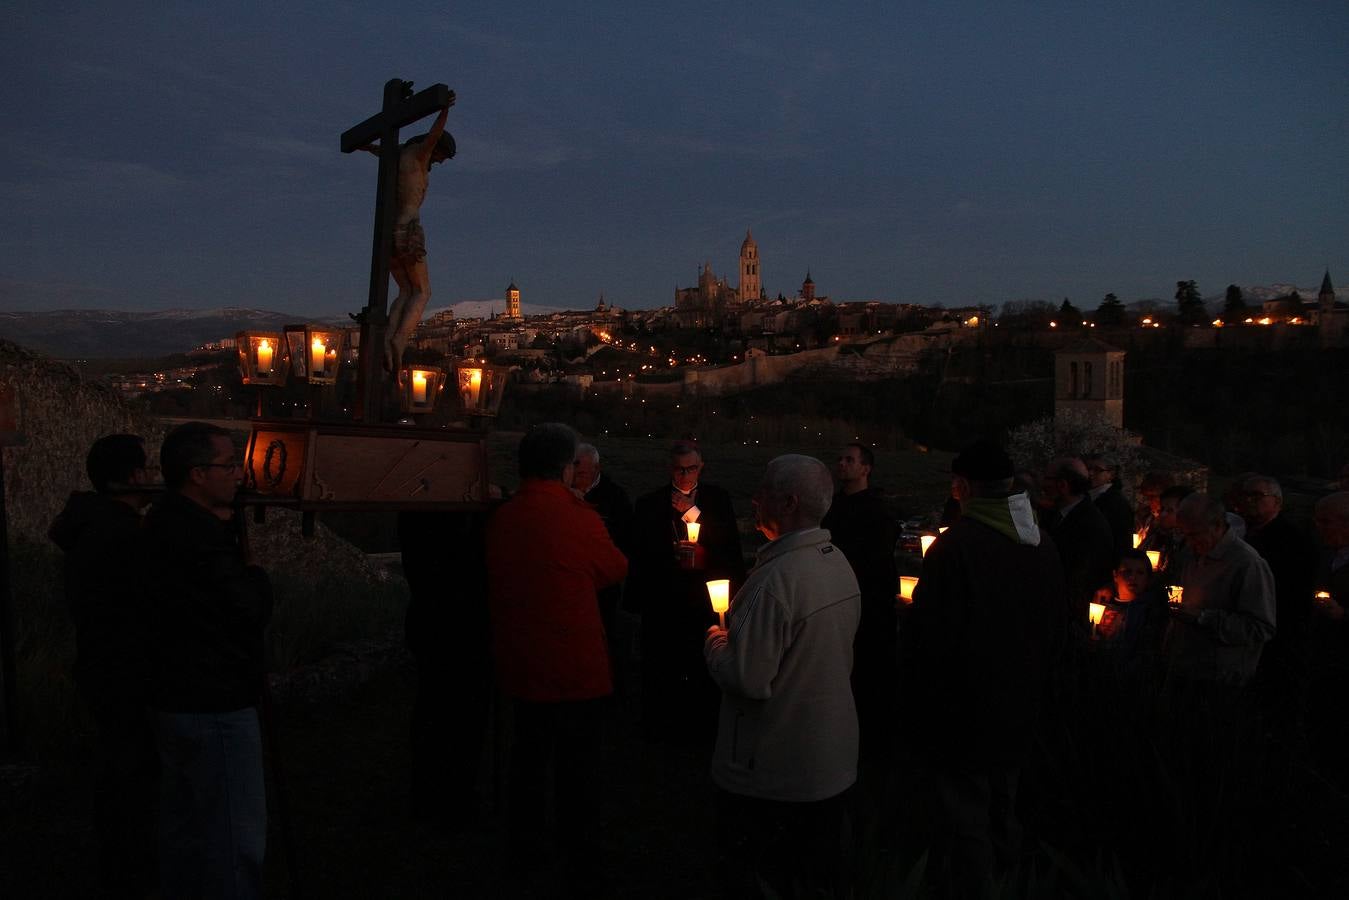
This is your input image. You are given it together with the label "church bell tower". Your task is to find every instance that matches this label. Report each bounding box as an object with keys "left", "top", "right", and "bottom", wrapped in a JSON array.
[{"left": 738, "top": 229, "right": 761, "bottom": 303}]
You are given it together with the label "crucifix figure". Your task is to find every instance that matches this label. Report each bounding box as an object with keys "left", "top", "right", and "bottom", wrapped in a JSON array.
[{"left": 342, "top": 79, "right": 455, "bottom": 420}]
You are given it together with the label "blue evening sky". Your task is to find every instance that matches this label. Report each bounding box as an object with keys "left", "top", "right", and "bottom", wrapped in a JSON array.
[{"left": 2, "top": 1, "right": 1346, "bottom": 315}]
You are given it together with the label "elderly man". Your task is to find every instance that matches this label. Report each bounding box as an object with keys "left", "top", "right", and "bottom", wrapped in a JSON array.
[
  {"left": 1040, "top": 457, "right": 1116, "bottom": 624},
  {"left": 821, "top": 443, "right": 898, "bottom": 762},
  {"left": 573, "top": 442, "right": 634, "bottom": 645},
  {"left": 906, "top": 440, "right": 1066, "bottom": 895},
  {"left": 1166, "top": 494, "right": 1276, "bottom": 688},
  {"left": 629, "top": 440, "right": 745, "bottom": 743},
  {"left": 704, "top": 455, "right": 860, "bottom": 897},
  {"left": 487, "top": 423, "right": 627, "bottom": 884}
]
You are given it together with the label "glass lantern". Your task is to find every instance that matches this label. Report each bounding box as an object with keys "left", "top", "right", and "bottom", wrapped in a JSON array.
[
  {"left": 398, "top": 364, "right": 446, "bottom": 414},
  {"left": 453, "top": 359, "right": 508, "bottom": 418},
  {"left": 235, "top": 331, "right": 286, "bottom": 386},
  {"left": 284, "top": 324, "right": 341, "bottom": 385}
]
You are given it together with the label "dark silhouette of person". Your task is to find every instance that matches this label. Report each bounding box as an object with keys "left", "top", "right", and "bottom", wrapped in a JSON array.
[
  {"left": 1040, "top": 457, "right": 1115, "bottom": 626},
  {"left": 398, "top": 509, "right": 492, "bottom": 829},
  {"left": 628, "top": 440, "right": 745, "bottom": 744},
  {"left": 572, "top": 442, "right": 634, "bottom": 649},
  {"left": 48, "top": 433, "right": 158, "bottom": 898},
  {"left": 144, "top": 422, "right": 272, "bottom": 899},
  {"left": 820, "top": 442, "right": 898, "bottom": 762}
]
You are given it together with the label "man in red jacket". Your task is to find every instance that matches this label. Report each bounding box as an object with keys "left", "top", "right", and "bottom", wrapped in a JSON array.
[{"left": 487, "top": 422, "right": 628, "bottom": 887}]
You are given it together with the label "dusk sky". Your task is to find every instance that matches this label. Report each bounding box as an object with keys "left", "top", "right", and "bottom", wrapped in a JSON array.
[{"left": 3, "top": 2, "right": 1346, "bottom": 316}]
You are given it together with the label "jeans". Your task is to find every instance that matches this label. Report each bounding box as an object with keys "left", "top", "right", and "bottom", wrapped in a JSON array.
[{"left": 155, "top": 707, "right": 266, "bottom": 900}]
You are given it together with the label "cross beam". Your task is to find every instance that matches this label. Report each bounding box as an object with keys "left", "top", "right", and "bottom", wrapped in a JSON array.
[{"left": 341, "top": 78, "right": 454, "bottom": 423}]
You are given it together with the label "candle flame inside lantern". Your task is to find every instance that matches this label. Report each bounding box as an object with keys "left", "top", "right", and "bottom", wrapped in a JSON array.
[
  {"left": 1167, "top": 585, "right": 1184, "bottom": 605},
  {"left": 1145, "top": 550, "right": 1161, "bottom": 570},
  {"left": 310, "top": 338, "right": 326, "bottom": 376},
  {"left": 411, "top": 370, "right": 428, "bottom": 404},
  {"left": 1315, "top": 591, "right": 1331, "bottom": 602},
  {"left": 256, "top": 339, "right": 274, "bottom": 375}
]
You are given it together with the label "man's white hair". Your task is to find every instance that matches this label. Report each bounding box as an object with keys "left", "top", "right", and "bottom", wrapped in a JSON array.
[
  {"left": 575, "top": 443, "right": 600, "bottom": 465},
  {"left": 764, "top": 454, "right": 835, "bottom": 524}
]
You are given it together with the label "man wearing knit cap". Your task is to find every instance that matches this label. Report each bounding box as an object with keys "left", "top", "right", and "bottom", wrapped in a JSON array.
[{"left": 903, "top": 439, "right": 1067, "bottom": 896}]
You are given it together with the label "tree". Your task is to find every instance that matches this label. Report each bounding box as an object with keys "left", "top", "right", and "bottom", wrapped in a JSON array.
[
  {"left": 1175, "top": 280, "right": 1205, "bottom": 323},
  {"left": 1058, "top": 298, "right": 1084, "bottom": 325},
  {"left": 1222, "top": 284, "right": 1247, "bottom": 319},
  {"left": 1095, "top": 292, "right": 1125, "bottom": 326}
]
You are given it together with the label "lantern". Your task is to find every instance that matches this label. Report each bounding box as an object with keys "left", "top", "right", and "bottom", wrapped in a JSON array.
[
  {"left": 284, "top": 324, "right": 341, "bottom": 385},
  {"left": 1145, "top": 550, "right": 1161, "bottom": 570},
  {"left": 898, "top": 576, "right": 918, "bottom": 604},
  {"left": 706, "top": 579, "right": 731, "bottom": 628},
  {"left": 453, "top": 359, "right": 508, "bottom": 418},
  {"left": 1088, "top": 601, "right": 1106, "bottom": 637},
  {"left": 1167, "top": 585, "right": 1184, "bottom": 606},
  {"left": 397, "top": 364, "right": 446, "bottom": 415},
  {"left": 1132, "top": 532, "right": 1142, "bottom": 549},
  {"left": 236, "top": 331, "right": 286, "bottom": 387}
]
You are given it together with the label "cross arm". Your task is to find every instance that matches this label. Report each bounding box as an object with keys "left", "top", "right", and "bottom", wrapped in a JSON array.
[{"left": 340, "top": 83, "right": 455, "bottom": 153}]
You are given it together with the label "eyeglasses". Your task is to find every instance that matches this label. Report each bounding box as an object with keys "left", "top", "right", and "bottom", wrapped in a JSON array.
[{"left": 672, "top": 464, "right": 701, "bottom": 475}]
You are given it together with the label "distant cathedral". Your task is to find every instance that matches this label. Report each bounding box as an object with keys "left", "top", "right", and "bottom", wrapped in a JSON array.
[{"left": 674, "top": 230, "right": 764, "bottom": 328}]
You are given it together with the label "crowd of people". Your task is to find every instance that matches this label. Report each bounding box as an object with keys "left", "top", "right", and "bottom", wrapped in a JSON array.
[{"left": 47, "top": 421, "right": 1349, "bottom": 898}]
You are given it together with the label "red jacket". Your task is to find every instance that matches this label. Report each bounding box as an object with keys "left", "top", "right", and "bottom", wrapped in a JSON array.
[{"left": 488, "top": 478, "right": 628, "bottom": 701}]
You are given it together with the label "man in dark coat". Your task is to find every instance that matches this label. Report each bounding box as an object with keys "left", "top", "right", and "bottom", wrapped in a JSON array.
[
  {"left": 1040, "top": 457, "right": 1116, "bottom": 625},
  {"left": 48, "top": 433, "right": 157, "bottom": 898},
  {"left": 1240, "top": 475, "right": 1319, "bottom": 740},
  {"left": 904, "top": 440, "right": 1067, "bottom": 896},
  {"left": 628, "top": 440, "right": 745, "bottom": 744},
  {"left": 821, "top": 442, "right": 898, "bottom": 761},
  {"left": 1085, "top": 452, "right": 1135, "bottom": 559},
  {"left": 145, "top": 422, "right": 272, "bottom": 899}
]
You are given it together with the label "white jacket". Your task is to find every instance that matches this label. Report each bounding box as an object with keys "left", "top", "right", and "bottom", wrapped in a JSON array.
[{"left": 704, "top": 527, "right": 861, "bottom": 802}]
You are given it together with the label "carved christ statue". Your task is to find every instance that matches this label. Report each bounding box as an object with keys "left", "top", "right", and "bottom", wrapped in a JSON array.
[{"left": 359, "top": 102, "right": 454, "bottom": 372}]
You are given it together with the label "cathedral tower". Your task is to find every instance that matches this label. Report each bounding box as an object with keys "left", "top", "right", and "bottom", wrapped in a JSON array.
[{"left": 738, "top": 229, "right": 761, "bottom": 303}]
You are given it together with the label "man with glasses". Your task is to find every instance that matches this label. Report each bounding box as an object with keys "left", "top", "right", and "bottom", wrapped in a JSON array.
[
  {"left": 629, "top": 440, "right": 745, "bottom": 743},
  {"left": 145, "top": 422, "right": 272, "bottom": 899}
]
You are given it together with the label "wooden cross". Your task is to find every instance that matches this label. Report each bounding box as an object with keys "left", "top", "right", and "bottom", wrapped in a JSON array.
[{"left": 341, "top": 78, "right": 454, "bottom": 423}]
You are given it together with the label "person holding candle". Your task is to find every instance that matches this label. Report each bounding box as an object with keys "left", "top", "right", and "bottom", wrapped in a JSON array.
[
  {"left": 1091, "top": 549, "right": 1167, "bottom": 676},
  {"left": 1143, "top": 485, "right": 1195, "bottom": 580},
  {"left": 486, "top": 423, "right": 627, "bottom": 892},
  {"left": 629, "top": 439, "right": 745, "bottom": 744},
  {"left": 903, "top": 440, "right": 1066, "bottom": 897},
  {"left": 820, "top": 442, "right": 899, "bottom": 766},
  {"left": 703, "top": 455, "right": 860, "bottom": 898},
  {"left": 1164, "top": 493, "right": 1275, "bottom": 690}
]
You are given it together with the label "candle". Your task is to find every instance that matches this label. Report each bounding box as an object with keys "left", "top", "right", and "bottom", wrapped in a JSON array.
[
  {"left": 707, "top": 579, "right": 730, "bottom": 628},
  {"left": 1315, "top": 591, "right": 1331, "bottom": 603},
  {"left": 1167, "top": 585, "right": 1184, "bottom": 605},
  {"left": 938, "top": 526, "right": 949, "bottom": 534},
  {"left": 1132, "top": 532, "right": 1142, "bottom": 549},
  {"left": 310, "top": 338, "right": 326, "bottom": 376},
  {"left": 256, "top": 338, "right": 274, "bottom": 375},
  {"left": 898, "top": 575, "right": 918, "bottom": 603},
  {"left": 920, "top": 534, "right": 936, "bottom": 557},
  {"left": 411, "top": 370, "right": 428, "bottom": 404},
  {"left": 685, "top": 521, "right": 700, "bottom": 543},
  {"left": 1088, "top": 601, "right": 1106, "bottom": 637},
  {"left": 1145, "top": 550, "right": 1161, "bottom": 570}
]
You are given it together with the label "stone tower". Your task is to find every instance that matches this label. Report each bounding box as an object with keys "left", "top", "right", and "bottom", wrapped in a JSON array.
[
  {"left": 1319, "top": 269, "right": 1336, "bottom": 318},
  {"left": 801, "top": 270, "right": 815, "bottom": 303},
  {"left": 738, "top": 229, "right": 761, "bottom": 303},
  {"left": 1054, "top": 337, "right": 1126, "bottom": 429},
  {"left": 505, "top": 280, "right": 521, "bottom": 320}
]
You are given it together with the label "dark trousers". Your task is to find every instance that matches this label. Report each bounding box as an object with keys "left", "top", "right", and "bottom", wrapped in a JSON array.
[
  {"left": 919, "top": 768, "right": 1021, "bottom": 900},
  {"left": 507, "top": 698, "right": 605, "bottom": 862},
  {"left": 715, "top": 787, "right": 851, "bottom": 899},
  {"left": 409, "top": 650, "right": 490, "bottom": 822},
  {"left": 84, "top": 687, "right": 159, "bottom": 898}
]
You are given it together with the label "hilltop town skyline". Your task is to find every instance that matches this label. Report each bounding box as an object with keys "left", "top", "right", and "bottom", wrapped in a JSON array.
[{"left": 4, "top": 4, "right": 1347, "bottom": 317}]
